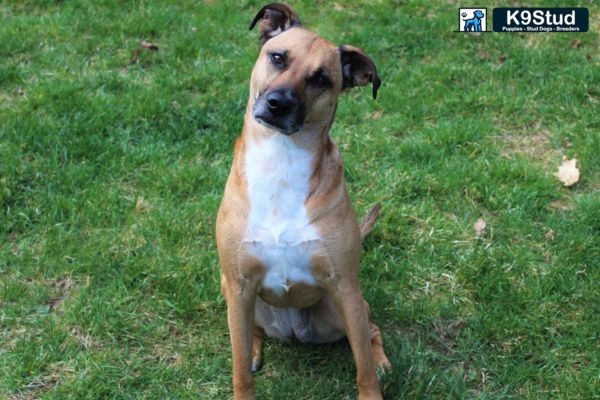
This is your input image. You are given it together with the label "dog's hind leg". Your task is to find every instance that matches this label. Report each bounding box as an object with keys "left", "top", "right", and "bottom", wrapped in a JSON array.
[
  {"left": 362, "top": 301, "right": 391, "bottom": 374},
  {"left": 251, "top": 326, "right": 264, "bottom": 373},
  {"left": 370, "top": 321, "right": 391, "bottom": 375}
]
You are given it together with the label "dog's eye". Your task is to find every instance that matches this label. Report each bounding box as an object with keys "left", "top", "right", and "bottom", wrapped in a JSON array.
[
  {"left": 309, "top": 73, "right": 331, "bottom": 88},
  {"left": 313, "top": 76, "right": 327, "bottom": 87},
  {"left": 269, "top": 52, "right": 285, "bottom": 68}
]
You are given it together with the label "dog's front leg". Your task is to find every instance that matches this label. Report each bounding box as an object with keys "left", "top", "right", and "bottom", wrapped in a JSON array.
[
  {"left": 224, "top": 275, "right": 259, "bottom": 400},
  {"left": 331, "top": 280, "right": 383, "bottom": 400}
]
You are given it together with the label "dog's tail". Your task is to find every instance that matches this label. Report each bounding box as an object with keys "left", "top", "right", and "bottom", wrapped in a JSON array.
[{"left": 359, "top": 203, "right": 381, "bottom": 241}]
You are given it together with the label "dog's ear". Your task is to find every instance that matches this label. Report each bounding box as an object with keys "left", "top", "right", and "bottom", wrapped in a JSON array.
[
  {"left": 249, "top": 3, "right": 301, "bottom": 45},
  {"left": 339, "top": 45, "right": 381, "bottom": 100}
]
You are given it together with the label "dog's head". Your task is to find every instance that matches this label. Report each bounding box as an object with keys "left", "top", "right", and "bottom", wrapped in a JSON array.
[
  {"left": 248, "top": 3, "right": 381, "bottom": 135},
  {"left": 473, "top": 10, "right": 485, "bottom": 19}
]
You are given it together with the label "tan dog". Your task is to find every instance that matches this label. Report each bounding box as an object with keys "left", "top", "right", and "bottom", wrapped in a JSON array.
[{"left": 216, "top": 4, "right": 390, "bottom": 399}]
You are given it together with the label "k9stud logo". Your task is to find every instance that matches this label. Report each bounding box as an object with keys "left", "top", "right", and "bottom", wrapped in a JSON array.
[
  {"left": 458, "top": 8, "right": 487, "bottom": 32},
  {"left": 456, "top": 7, "right": 589, "bottom": 33}
]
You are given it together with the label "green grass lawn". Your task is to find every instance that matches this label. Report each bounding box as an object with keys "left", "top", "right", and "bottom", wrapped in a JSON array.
[{"left": 1, "top": 1, "right": 599, "bottom": 398}]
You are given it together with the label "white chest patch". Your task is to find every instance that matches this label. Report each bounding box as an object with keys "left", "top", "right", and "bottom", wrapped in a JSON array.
[{"left": 244, "top": 135, "right": 320, "bottom": 295}]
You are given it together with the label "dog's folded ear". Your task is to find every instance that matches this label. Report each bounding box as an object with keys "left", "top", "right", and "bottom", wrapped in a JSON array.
[
  {"left": 249, "top": 3, "right": 301, "bottom": 45},
  {"left": 339, "top": 45, "right": 381, "bottom": 100}
]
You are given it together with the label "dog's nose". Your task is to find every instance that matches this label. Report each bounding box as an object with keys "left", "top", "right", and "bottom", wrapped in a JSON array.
[{"left": 266, "top": 89, "right": 296, "bottom": 117}]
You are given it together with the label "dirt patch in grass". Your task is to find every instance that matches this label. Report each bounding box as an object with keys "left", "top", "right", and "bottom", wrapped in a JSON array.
[
  {"left": 394, "top": 318, "right": 468, "bottom": 357},
  {"left": 8, "top": 361, "right": 74, "bottom": 400},
  {"left": 546, "top": 197, "right": 575, "bottom": 212},
  {"left": 496, "top": 129, "right": 560, "bottom": 168},
  {"left": 431, "top": 319, "right": 468, "bottom": 355}
]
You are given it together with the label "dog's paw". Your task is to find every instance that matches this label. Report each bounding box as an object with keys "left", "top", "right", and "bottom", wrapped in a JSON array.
[
  {"left": 375, "top": 358, "right": 392, "bottom": 380},
  {"left": 251, "top": 358, "right": 262, "bottom": 374}
]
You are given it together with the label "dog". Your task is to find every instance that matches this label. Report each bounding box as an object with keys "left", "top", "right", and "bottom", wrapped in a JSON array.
[
  {"left": 216, "top": 4, "right": 390, "bottom": 399},
  {"left": 463, "top": 10, "right": 485, "bottom": 31}
]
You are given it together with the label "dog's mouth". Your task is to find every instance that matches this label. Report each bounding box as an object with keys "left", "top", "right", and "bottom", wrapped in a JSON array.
[
  {"left": 252, "top": 92, "right": 303, "bottom": 135},
  {"left": 253, "top": 114, "right": 302, "bottom": 135}
]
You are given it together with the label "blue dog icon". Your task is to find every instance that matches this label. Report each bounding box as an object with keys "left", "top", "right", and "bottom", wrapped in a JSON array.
[{"left": 463, "top": 10, "right": 485, "bottom": 31}]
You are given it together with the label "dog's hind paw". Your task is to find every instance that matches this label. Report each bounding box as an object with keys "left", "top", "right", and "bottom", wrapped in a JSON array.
[
  {"left": 375, "top": 358, "right": 392, "bottom": 380},
  {"left": 251, "top": 358, "right": 262, "bottom": 374}
]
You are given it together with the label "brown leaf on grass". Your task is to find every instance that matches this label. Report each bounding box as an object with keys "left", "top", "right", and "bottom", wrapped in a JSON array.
[
  {"left": 371, "top": 110, "right": 384, "bottom": 119},
  {"left": 140, "top": 40, "right": 159, "bottom": 51},
  {"left": 554, "top": 157, "right": 580, "bottom": 187},
  {"left": 498, "top": 55, "right": 507, "bottom": 64},
  {"left": 47, "top": 296, "right": 65, "bottom": 311},
  {"left": 545, "top": 230, "right": 556, "bottom": 241},
  {"left": 571, "top": 39, "right": 582, "bottom": 49},
  {"left": 131, "top": 40, "right": 159, "bottom": 64},
  {"left": 474, "top": 218, "right": 486, "bottom": 237},
  {"left": 46, "top": 277, "right": 72, "bottom": 312}
]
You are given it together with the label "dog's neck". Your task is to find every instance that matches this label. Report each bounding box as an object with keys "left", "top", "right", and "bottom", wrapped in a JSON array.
[{"left": 238, "top": 98, "right": 341, "bottom": 204}]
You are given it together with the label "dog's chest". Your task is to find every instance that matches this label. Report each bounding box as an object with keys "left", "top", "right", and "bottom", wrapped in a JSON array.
[{"left": 243, "top": 136, "right": 321, "bottom": 295}]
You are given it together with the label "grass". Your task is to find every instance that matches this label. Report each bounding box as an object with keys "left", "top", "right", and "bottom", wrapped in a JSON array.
[{"left": 1, "top": 0, "right": 599, "bottom": 398}]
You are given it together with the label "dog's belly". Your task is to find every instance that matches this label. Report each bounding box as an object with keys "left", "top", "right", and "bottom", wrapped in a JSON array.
[{"left": 254, "top": 296, "right": 345, "bottom": 343}]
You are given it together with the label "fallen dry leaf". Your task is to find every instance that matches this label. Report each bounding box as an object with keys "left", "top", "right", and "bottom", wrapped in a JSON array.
[
  {"left": 474, "top": 218, "right": 486, "bottom": 237},
  {"left": 140, "top": 40, "right": 159, "bottom": 51},
  {"left": 47, "top": 296, "right": 65, "bottom": 311},
  {"left": 371, "top": 110, "right": 383, "bottom": 119},
  {"left": 554, "top": 157, "right": 580, "bottom": 187},
  {"left": 131, "top": 40, "right": 159, "bottom": 64},
  {"left": 498, "top": 55, "right": 507, "bottom": 64},
  {"left": 571, "top": 39, "right": 582, "bottom": 49},
  {"left": 545, "top": 230, "right": 556, "bottom": 241}
]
